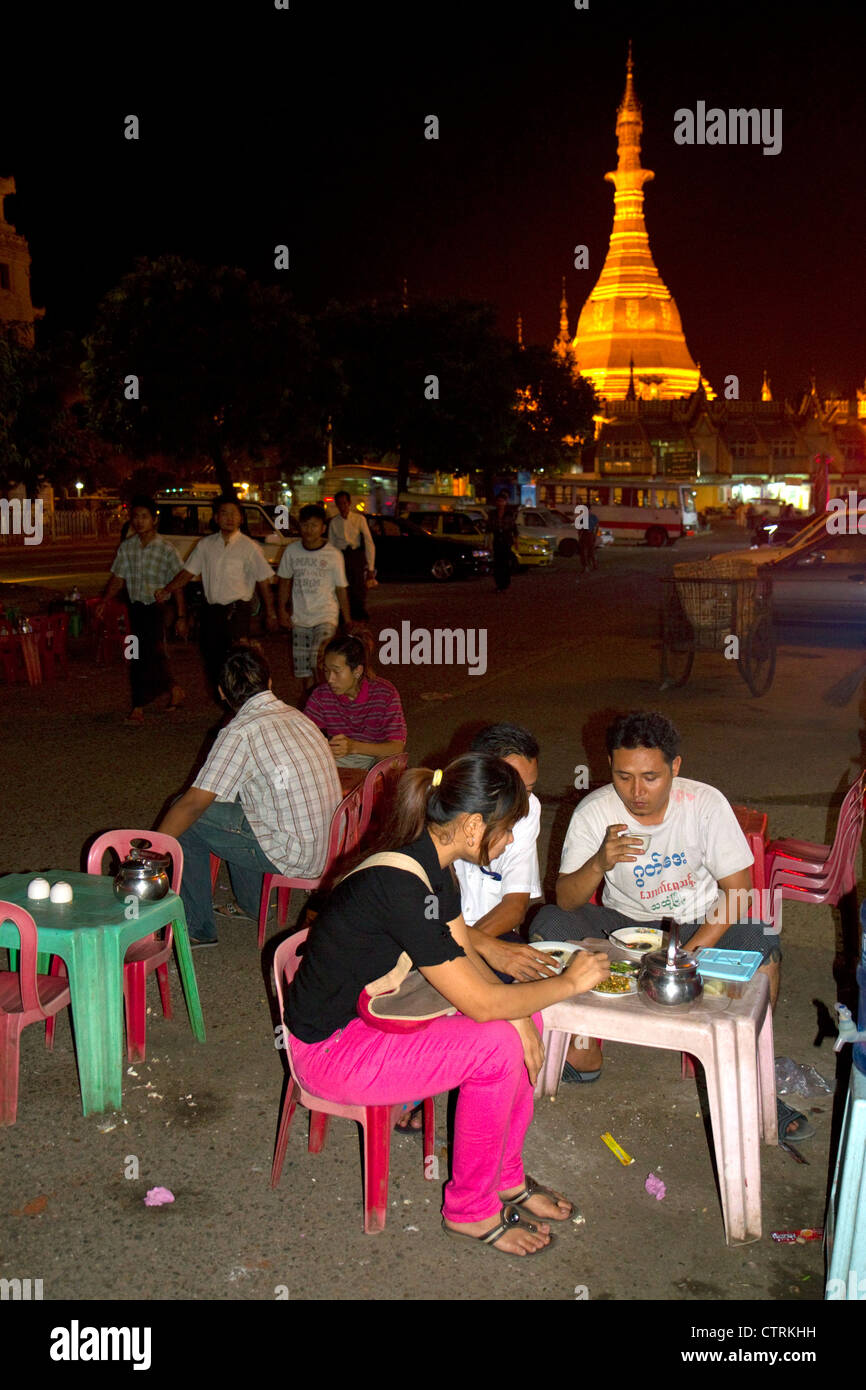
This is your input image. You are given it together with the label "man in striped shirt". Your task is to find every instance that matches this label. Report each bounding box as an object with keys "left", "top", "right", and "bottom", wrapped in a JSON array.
[
  {"left": 303, "top": 632, "right": 406, "bottom": 769},
  {"left": 158, "top": 646, "right": 341, "bottom": 945}
]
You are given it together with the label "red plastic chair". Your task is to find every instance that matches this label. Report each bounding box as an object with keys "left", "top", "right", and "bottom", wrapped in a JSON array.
[
  {"left": 1, "top": 902, "right": 72, "bottom": 1124},
  {"left": 271, "top": 929, "right": 436, "bottom": 1232},
  {"left": 209, "top": 783, "right": 364, "bottom": 947},
  {"left": 85, "top": 598, "right": 129, "bottom": 664},
  {"left": 45, "top": 831, "right": 183, "bottom": 1063},
  {"left": 28, "top": 613, "right": 70, "bottom": 680},
  {"left": 358, "top": 753, "right": 408, "bottom": 843},
  {"left": 763, "top": 772, "right": 865, "bottom": 899},
  {"left": 0, "top": 630, "right": 26, "bottom": 683}
]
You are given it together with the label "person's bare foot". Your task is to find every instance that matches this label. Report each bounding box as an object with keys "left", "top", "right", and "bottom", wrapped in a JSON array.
[
  {"left": 395, "top": 1105, "right": 423, "bottom": 1131},
  {"left": 443, "top": 1210, "right": 551, "bottom": 1255}
]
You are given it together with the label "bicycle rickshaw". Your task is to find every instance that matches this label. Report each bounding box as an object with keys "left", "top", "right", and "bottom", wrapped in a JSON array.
[{"left": 660, "top": 559, "right": 776, "bottom": 697}]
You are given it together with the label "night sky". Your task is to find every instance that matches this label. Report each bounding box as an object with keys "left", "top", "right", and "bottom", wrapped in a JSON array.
[{"left": 4, "top": 0, "right": 865, "bottom": 403}]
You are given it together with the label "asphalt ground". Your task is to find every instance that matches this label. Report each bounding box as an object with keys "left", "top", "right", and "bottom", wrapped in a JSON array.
[{"left": 0, "top": 522, "right": 861, "bottom": 1325}]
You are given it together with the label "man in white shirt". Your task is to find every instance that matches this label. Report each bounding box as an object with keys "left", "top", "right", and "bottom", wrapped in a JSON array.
[
  {"left": 156, "top": 496, "right": 277, "bottom": 696},
  {"left": 454, "top": 723, "right": 559, "bottom": 983},
  {"left": 157, "top": 646, "right": 341, "bottom": 945},
  {"left": 532, "top": 712, "right": 803, "bottom": 1135},
  {"left": 278, "top": 504, "right": 350, "bottom": 691},
  {"left": 327, "top": 491, "right": 376, "bottom": 620}
]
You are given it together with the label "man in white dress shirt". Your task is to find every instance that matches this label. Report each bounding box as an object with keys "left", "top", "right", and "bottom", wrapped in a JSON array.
[
  {"left": 327, "top": 491, "right": 376, "bottom": 620},
  {"left": 454, "top": 724, "right": 558, "bottom": 983},
  {"left": 156, "top": 496, "right": 278, "bottom": 696}
]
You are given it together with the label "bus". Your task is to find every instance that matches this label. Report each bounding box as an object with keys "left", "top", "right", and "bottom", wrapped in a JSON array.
[{"left": 537, "top": 475, "right": 699, "bottom": 547}]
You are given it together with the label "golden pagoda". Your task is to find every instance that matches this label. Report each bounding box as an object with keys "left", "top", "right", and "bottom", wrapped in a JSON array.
[{"left": 573, "top": 46, "right": 711, "bottom": 401}]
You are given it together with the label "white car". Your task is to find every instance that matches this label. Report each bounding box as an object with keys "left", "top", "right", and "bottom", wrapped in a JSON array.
[
  {"left": 710, "top": 507, "right": 862, "bottom": 569},
  {"left": 154, "top": 496, "right": 298, "bottom": 568}
]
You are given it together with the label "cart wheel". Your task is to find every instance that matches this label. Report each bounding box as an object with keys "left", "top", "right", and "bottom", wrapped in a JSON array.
[
  {"left": 738, "top": 615, "right": 776, "bottom": 696},
  {"left": 661, "top": 639, "right": 694, "bottom": 688}
]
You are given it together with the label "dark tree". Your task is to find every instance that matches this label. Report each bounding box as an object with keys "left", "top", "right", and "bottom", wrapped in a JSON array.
[{"left": 82, "top": 256, "right": 322, "bottom": 496}]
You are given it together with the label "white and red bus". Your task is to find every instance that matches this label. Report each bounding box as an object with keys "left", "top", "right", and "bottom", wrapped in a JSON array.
[{"left": 537, "top": 474, "right": 699, "bottom": 547}]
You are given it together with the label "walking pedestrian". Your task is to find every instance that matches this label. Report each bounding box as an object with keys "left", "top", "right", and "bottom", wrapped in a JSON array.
[
  {"left": 488, "top": 490, "right": 517, "bottom": 593},
  {"left": 95, "top": 495, "right": 186, "bottom": 726},
  {"left": 277, "top": 504, "right": 351, "bottom": 692},
  {"left": 327, "top": 491, "right": 376, "bottom": 621},
  {"left": 155, "top": 495, "right": 278, "bottom": 699}
]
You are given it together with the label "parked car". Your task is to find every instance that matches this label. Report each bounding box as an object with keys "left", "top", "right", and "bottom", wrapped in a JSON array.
[
  {"left": 365, "top": 515, "right": 491, "bottom": 581},
  {"left": 750, "top": 511, "right": 814, "bottom": 548},
  {"left": 155, "top": 496, "right": 298, "bottom": 568},
  {"left": 413, "top": 509, "right": 549, "bottom": 572},
  {"left": 769, "top": 530, "right": 866, "bottom": 624},
  {"left": 452, "top": 506, "right": 552, "bottom": 569}
]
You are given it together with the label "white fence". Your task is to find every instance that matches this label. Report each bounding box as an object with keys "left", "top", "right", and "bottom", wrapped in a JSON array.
[{"left": 0, "top": 508, "right": 122, "bottom": 544}]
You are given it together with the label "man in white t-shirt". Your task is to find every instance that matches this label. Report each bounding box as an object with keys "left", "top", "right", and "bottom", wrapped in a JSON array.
[
  {"left": 454, "top": 724, "right": 559, "bottom": 983},
  {"left": 532, "top": 712, "right": 805, "bottom": 1139},
  {"left": 277, "top": 504, "right": 350, "bottom": 690}
]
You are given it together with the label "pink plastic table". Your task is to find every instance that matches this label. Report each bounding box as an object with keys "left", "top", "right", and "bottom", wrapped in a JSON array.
[{"left": 536, "top": 951, "right": 777, "bottom": 1245}]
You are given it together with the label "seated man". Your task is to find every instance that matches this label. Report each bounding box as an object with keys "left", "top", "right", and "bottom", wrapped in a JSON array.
[
  {"left": 532, "top": 711, "right": 806, "bottom": 1141},
  {"left": 455, "top": 723, "right": 558, "bottom": 983},
  {"left": 157, "top": 646, "right": 342, "bottom": 946}
]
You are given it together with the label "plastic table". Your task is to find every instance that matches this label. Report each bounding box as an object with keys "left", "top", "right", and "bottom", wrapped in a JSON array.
[
  {"left": 0, "top": 871, "right": 205, "bottom": 1116},
  {"left": 825, "top": 1064, "right": 866, "bottom": 1299},
  {"left": 536, "top": 949, "right": 776, "bottom": 1245}
]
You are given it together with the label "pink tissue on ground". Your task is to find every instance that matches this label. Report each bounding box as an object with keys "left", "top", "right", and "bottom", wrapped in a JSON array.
[
  {"left": 645, "top": 1173, "right": 666, "bottom": 1201},
  {"left": 144, "top": 1186, "right": 175, "bottom": 1207}
]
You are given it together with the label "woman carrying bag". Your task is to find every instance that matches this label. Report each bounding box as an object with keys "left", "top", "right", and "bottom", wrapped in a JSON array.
[{"left": 285, "top": 754, "right": 611, "bottom": 1256}]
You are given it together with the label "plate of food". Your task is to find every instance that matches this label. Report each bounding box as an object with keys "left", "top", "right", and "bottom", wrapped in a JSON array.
[
  {"left": 533, "top": 941, "right": 584, "bottom": 973},
  {"left": 591, "top": 973, "right": 638, "bottom": 999},
  {"left": 608, "top": 927, "right": 664, "bottom": 957}
]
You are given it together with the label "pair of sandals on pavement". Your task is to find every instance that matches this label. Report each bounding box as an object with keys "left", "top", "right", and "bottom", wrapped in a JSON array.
[{"left": 562, "top": 1060, "right": 816, "bottom": 1143}]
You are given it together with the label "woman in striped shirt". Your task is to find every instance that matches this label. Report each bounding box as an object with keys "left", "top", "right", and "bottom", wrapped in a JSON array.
[{"left": 303, "top": 633, "right": 407, "bottom": 769}]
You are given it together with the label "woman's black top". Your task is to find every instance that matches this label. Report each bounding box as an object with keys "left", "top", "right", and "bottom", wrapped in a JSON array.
[{"left": 285, "top": 830, "right": 465, "bottom": 1043}]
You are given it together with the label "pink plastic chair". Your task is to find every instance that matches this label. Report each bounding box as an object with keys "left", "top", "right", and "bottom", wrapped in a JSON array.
[
  {"left": 28, "top": 613, "right": 70, "bottom": 680},
  {"left": 271, "top": 930, "right": 436, "bottom": 1232},
  {"left": 209, "top": 784, "right": 364, "bottom": 947},
  {"left": 764, "top": 772, "right": 865, "bottom": 893},
  {"left": 85, "top": 598, "right": 129, "bottom": 664},
  {"left": 1, "top": 902, "right": 72, "bottom": 1124},
  {"left": 358, "top": 753, "right": 408, "bottom": 843},
  {"left": 45, "top": 831, "right": 183, "bottom": 1062}
]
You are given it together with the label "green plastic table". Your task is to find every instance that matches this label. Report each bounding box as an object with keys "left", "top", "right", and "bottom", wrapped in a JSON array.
[{"left": 0, "top": 871, "right": 205, "bottom": 1116}]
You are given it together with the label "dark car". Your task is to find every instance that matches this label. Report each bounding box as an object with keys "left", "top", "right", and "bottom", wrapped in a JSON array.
[
  {"left": 366, "top": 515, "right": 491, "bottom": 581},
  {"left": 769, "top": 530, "right": 866, "bottom": 624}
]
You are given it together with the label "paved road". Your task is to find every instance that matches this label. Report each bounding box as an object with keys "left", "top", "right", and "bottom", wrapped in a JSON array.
[{"left": 0, "top": 522, "right": 858, "bottom": 1304}]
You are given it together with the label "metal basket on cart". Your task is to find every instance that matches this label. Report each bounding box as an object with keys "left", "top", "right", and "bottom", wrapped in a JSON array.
[{"left": 660, "top": 558, "right": 775, "bottom": 696}]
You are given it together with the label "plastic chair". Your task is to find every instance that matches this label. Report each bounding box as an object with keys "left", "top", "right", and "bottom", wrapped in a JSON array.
[
  {"left": 28, "top": 612, "right": 69, "bottom": 679},
  {"left": 0, "top": 902, "right": 72, "bottom": 1124},
  {"left": 45, "top": 831, "right": 183, "bottom": 1063},
  {"left": 358, "top": 753, "right": 408, "bottom": 843},
  {"left": 271, "top": 930, "right": 436, "bottom": 1232},
  {"left": 209, "top": 783, "right": 364, "bottom": 947},
  {"left": 85, "top": 598, "right": 129, "bottom": 664},
  {"left": 764, "top": 772, "right": 865, "bottom": 897}
]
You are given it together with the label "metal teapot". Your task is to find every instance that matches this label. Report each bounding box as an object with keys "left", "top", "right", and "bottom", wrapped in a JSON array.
[
  {"left": 637, "top": 918, "right": 703, "bottom": 1007},
  {"left": 113, "top": 839, "right": 171, "bottom": 902}
]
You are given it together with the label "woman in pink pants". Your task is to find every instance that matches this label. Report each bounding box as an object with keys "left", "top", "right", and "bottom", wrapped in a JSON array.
[{"left": 286, "top": 754, "right": 610, "bottom": 1256}]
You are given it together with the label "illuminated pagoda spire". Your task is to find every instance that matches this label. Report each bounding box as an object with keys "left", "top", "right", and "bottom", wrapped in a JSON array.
[
  {"left": 553, "top": 277, "right": 574, "bottom": 363},
  {"left": 625, "top": 355, "right": 636, "bottom": 400},
  {"left": 761, "top": 368, "right": 772, "bottom": 402},
  {"left": 516, "top": 312, "right": 524, "bottom": 348},
  {"left": 573, "top": 45, "right": 709, "bottom": 400}
]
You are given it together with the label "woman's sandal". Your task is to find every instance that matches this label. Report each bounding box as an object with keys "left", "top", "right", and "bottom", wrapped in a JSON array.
[
  {"left": 213, "top": 901, "right": 253, "bottom": 920},
  {"left": 505, "top": 1174, "right": 574, "bottom": 1220},
  {"left": 395, "top": 1102, "right": 424, "bottom": 1133},
  {"left": 441, "top": 1205, "right": 554, "bottom": 1255},
  {"left": 562, "top": 1062, "right": 602, "bottom": 1083}
]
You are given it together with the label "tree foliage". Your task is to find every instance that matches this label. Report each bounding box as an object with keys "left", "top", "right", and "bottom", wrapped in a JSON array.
[{"left": 82, "top": 256, "right": 323, "bottom": 495}]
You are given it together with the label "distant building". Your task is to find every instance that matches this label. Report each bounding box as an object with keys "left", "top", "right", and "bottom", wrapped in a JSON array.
[{"left": 0, "top": 175, "right": 43, "bottom": 346}]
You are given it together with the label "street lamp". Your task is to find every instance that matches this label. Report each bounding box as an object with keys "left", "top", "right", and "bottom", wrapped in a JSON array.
[{"left": 75, "top": 481, "right": 84, "bottom": 498}]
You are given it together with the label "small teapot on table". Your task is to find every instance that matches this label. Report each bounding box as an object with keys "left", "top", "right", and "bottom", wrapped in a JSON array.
[
  {"left": 113, "top": 840, "right": 171, "bottom": 902},
  {"left": 637, "top": 917, "right": 704, "bottom": 1007}
]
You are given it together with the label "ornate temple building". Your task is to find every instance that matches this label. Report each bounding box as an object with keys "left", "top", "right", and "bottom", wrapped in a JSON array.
[
  {"left": 572, "top": 47, "right": 711, "bottom": 402},
  {"left": 0, "top": 175, "right": 43, "bottom": 347}
]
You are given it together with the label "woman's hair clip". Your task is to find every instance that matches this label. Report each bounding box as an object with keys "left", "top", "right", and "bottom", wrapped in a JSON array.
[{"left": 431, "top": 768, "right": 443, "bottom": 787}]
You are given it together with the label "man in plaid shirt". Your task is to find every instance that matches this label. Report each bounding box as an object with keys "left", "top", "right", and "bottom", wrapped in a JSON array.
[
  {"left": 158, "top": 646, "right": 341, "bottom": 945},
  {"left": 96, "top": 495, "right": 187, "bottom": 725}
]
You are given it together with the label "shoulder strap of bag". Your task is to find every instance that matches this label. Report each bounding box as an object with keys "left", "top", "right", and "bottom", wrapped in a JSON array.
[{"left": 339, "top": 851, "right": 432, "bottom": 893}]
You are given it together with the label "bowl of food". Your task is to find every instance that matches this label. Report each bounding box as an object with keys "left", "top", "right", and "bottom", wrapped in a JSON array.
[
  {"left": 608, "top": 927, "right": 664, "bottom": 957},
  {"left": 533, "top": 941, "right": 582, "bottom": 973},
  {"left": 591, "top": 974, "right": 638, "bottom": 999}
]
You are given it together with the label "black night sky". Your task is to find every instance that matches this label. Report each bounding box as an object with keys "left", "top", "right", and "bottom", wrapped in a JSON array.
[{"left": 4, "top": 0, "right": 865, "bottom": 402}]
